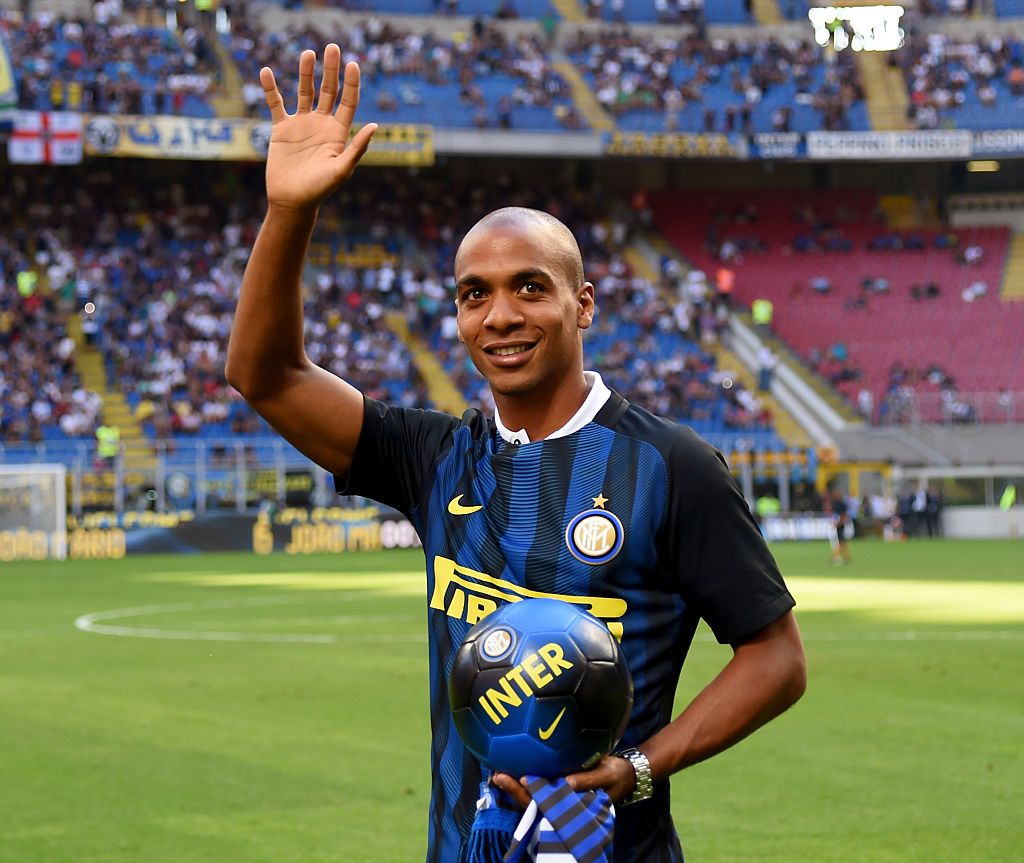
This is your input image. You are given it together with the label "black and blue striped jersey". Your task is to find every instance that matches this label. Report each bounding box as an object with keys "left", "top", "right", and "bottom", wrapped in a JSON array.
[{"left": 339, "top": 386, "right": 794, "bottom": 863}]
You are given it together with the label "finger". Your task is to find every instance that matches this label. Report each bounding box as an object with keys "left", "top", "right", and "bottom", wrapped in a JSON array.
[
  {"left": 334, "top": 61, "right": 362, "bottom": 135},
  {"left": 296, "top": 49, "right": 316, "bottom": 114},
  {"left": 346, "top": 122, "right": 378, "bottom": 160},
  {"left": 490, "top": 772, "right": 531, "bottom": 809},
  {"left": 259, "top": 67, "right": 286, "bottom": 123},
  {"left": 333, "top": 122, "right": 377, "bottom": 181},
  {"left": 564, "top": 756, "right": 627, "bottom": 793},
  {"left": 316, "top": 43, "right": 341, "bottom": 114}
]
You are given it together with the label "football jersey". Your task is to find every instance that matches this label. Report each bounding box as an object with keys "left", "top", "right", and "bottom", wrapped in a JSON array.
[{"left": 339, "top": 381, "right": 795, "bottom": 863}]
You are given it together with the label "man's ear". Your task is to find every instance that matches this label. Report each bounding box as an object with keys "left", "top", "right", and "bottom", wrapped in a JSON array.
[{"left": 577, "top": 281, "right": 595, "bottom": 331}]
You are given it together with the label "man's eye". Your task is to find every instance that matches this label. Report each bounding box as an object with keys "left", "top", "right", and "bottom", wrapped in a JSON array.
[
  {"left": 462, "top": 288, "right": 485, "bottom": 302},
  {"left": 520, "top": 282, "right": 543, "bottom": 294}
]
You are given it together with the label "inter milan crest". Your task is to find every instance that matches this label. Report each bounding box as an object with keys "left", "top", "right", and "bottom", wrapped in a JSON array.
[
  {"left": 481, "top": 627, "right": 514, "bottom": 660},
  {"left": 565, "top": 494, "right": 624, "bottom": 565}
]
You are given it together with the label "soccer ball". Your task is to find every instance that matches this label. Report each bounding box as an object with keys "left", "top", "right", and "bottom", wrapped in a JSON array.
[{"left": 447, "top": 597, "right": 633, "bottom": 777}]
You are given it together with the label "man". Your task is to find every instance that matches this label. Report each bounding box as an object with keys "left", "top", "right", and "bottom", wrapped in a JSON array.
[
  {"left": 226, "top": 47, "right": 806, "bottom": 863},
  {"left": 825, "top": 486, "right": 853, "bottom": 566}
]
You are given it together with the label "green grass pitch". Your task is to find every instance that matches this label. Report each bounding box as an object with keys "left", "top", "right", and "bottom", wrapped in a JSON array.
[{"left": 1, "top": 540, "right": 1022, "bottom": 863}]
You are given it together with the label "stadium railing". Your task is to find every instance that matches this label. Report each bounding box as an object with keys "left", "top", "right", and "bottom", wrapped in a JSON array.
[
  {"left": 877, "top": 390, "right": 1024, "bottom": 426},
  {"left": 0, "top": 432, "right": 814, "bottom": 518}
]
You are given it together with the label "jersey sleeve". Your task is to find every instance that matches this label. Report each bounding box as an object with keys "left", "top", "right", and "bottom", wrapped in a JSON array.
[
  {"left": 335, "top": 396, "right": 461, "bottom": 518},
  {"left": 663, "top": 428, "right": 795, "bottom": 645}
]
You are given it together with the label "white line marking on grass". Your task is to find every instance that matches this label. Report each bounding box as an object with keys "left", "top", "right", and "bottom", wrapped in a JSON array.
[
  {"left": 73, "top": 596, "right": 1023, "bottom": 647},
  {"left": 74, "top": 597, "right": 426, "bottom": 645}
]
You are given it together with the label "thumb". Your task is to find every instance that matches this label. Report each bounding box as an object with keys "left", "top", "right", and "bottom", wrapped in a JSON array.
[{"left": 336, "top": 122, "right": 378, "bottom": 178}]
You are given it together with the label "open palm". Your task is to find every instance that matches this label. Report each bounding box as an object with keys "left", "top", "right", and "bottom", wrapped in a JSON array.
[{"left": 260, "top": 44, "right": 377, "bottom": 211}]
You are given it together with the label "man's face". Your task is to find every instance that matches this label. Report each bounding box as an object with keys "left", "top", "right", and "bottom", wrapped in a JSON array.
[{"left": 454, "top": 222, "right": 594, "bottom": 399}]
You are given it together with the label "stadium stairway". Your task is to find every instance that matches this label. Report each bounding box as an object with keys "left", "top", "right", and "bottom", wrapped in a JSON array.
[
  {"left": 856, "top": 52, "right": 910, "bottom": 131},
  {"left": 1001, "top": 234, "right": 1024, "bottom": 300},
  {"left": 384, "top": 312, "right": 468, "bottom": 416},
  {"left": 878, "top": 194, "right": 940, "bottom": 229},
  {"left": 551, "top": 56, "right": 616, "bottom": 132},
  {"left": 549, "top": 0, "right": 587, "bottom": 22},
  {"left": 66, "top": 317, "right": 155, "bottom": 469},
  {"left": 714, "top": 344, "right": 813, "bottom": 448},
  {"left": 733, "top": 309, "right": 862, "bottom": 424},
  {"left": 209, "top": 34, "right": 245, "bottom": 118},
  {"left": 751, "top": 0, "right": 782, "bottom": 25},
  {"left": 622, "top": 239, "right": 812, "bottom": 449}
]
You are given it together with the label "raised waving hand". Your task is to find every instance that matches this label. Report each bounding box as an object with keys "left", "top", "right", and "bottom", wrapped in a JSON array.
[{"left": 260, "top": 44, "right": 378, "bottom": 211}]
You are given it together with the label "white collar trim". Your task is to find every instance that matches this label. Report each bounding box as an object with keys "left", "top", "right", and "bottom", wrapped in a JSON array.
[{"left": 494, "top": 371, "right": 611, "bottom": 445}]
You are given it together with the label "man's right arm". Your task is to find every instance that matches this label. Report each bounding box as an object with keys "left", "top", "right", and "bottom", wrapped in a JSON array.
[
  {"left": 225, "top": 203, "right": 363, "bottom": 477},
  {"left": 224, "top": 46, "right": 377, "bottom": 478}
]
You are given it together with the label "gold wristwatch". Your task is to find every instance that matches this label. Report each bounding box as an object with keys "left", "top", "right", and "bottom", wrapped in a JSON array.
[{"left": 615, "top": 747, "right": 653, "bottom": 806}]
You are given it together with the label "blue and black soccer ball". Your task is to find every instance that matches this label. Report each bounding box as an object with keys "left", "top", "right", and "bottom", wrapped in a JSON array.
[{"left": 447, "top": 597, "right": 633, "bottom": 777}]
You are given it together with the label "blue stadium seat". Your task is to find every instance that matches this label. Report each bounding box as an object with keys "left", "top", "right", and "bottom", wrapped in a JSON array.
[{"left": 994, "top": 0, "right": 1024, "bottom": 15}]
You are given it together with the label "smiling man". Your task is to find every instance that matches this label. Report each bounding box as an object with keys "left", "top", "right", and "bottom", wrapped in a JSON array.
[
  {"left": 227, "top": 47, "right": 807, "bottom": 863},
  {"left": 453, "top": 208, "right": 594, "bottom": 439}
]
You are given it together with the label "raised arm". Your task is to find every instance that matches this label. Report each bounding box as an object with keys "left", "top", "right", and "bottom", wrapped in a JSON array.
[{"left": 225, "top": 45, "right": 377, "bottom": 477}]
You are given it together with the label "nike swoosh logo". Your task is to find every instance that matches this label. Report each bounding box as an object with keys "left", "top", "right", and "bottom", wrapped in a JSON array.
[
  {"left": 448, "top": 495, "right": 483, "bottom": 516},
  {"left": 538, "top": 707, "right": 567, "bottom": 741}
]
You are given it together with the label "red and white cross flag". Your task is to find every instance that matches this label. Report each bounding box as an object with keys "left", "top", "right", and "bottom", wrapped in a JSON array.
[{"left": 8, "top": 111, "right": 83, "bottom": 164}]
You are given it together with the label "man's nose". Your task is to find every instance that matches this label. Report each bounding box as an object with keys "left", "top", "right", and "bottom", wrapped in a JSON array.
[{"left": 483, "top": 290, "right": 524, "bottom": 331}]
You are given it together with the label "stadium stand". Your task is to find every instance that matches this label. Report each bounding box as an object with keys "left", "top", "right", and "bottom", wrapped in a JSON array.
[
  {"left": 567, "top": 31, "right": 869, "bottom": 133},
  {"left": 578, "top": 1, "right": 708, "bottom": 25},
  {"left": 0, "top": 166, "right": 434, "bottom": 448},
  {"left": 895, "top": 33, "right": 1024, "bottom": 131},
  {"left": 226, "top": 15, "right": 580, "bottom": 129},
  {"left": 0, "top": 247, "right": 99, "bottom": 445},
  {"left": 651, "top": 189, "right": 1023, "bottom": 423},
  {"left": 994, "top": 0, "right": 1024, "bottom": 17},
  {"left": 269, "top": 1, "right": 551, "bottom": 16},
  {"left": 1, "top": 13, "right": 220, "bottom": 117},
  {"left": 0, "top": 155, "right": 787, "bottom": 460}
]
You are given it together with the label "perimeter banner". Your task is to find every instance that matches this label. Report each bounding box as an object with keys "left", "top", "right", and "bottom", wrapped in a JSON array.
[
  {"left": 61, "top": 506, "right": 421, "bottom": 559},
  {"left": 806, "top": 130, "right": 973, "bottom": 160},
  {"left": 749, "top": 132, "right": 805, "bottom": 159},
  {"left": 761, "top": 514, "right": 835, "bottom": 541},
  {"left": 970, "top": 129, "right": 1024, "bottom": 158},
  {"left": 604, "top": 130, "right": 748, "bottom": 159},
  {"left": 83, "top": 114, "right": 434, "bottom": 165}
]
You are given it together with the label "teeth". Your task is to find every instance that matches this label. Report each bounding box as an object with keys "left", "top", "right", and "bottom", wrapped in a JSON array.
[{"left": 492, "top": 345, "right": 529, "bottom": 356}]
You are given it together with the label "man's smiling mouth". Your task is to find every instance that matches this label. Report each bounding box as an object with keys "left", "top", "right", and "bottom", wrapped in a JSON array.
[{"left": 486, "top": 343, "right": 537, "bottom": 358}]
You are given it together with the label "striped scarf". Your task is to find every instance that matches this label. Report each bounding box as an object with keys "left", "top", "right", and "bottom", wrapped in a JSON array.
[{"left": 464, "top": 776, "right": 615, "bottom": 863}]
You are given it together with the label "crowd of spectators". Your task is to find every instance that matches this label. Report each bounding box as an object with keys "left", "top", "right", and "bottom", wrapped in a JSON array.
[
  {"left": 894, "top": 32, "right": 1024, "bottom": 129},
  {"left": 3, "top": 155, "right": 779, "bottom": 446},
  {"left": 878, "top": 362, "right": 979, "bottom": 424},
  {"left": 701, "top": 201, "right": 996, "bottom": 269},
  {"left": 582, "top": 0, "right": 705, "bottom": 26},
  {"left": 0, "top": 188, "right": 103, "bottom": 444},
  {"left": 569, "top": 31, "right": 865, "bottom": 133},
  {"left": 2, "top": 8, "right": 220, "bottom": 116},
  {"left": 0, "top": 165, "right": 439, "bottom": 444},
  {"left": 228, "top": 15, "right": 578, "bottom": 130}
]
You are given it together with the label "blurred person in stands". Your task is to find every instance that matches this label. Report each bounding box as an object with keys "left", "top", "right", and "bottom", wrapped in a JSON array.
[{"left": 227, "top": 47, "right": 805, "bottom": 863}]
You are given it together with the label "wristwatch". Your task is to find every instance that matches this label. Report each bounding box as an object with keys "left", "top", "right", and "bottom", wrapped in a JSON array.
[{"left": 615, "top": 748, "right": 654, "bottom": 806}]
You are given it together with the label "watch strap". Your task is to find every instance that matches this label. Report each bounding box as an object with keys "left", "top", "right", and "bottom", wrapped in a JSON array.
[{"left": 615, "top": 747, "right": 653, "bottom": 806}]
